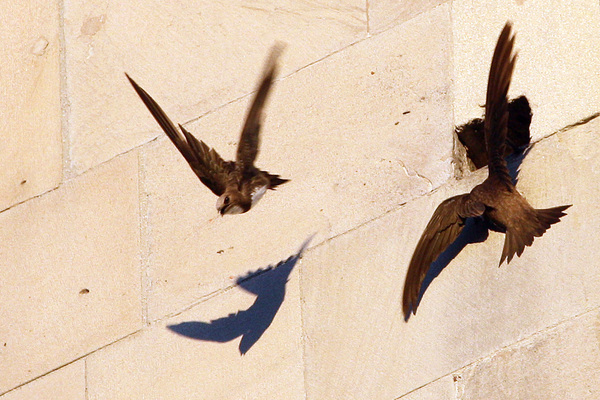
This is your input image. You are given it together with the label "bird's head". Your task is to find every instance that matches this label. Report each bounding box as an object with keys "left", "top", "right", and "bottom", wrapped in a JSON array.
[{"left": 216, "top": 190, "right": 247, "bottom": 215}]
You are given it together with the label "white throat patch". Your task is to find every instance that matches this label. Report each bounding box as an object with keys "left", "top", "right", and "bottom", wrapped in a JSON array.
[
  {"left": 224, "top": 205, "right": 245, "bottom": 215},
  {"left": 251, "top": 185, "right": 268, "bottom": 207}
]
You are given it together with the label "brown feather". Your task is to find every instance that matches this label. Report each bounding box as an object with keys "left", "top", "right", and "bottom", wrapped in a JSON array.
[
  {"left": 126, "top": 74, "right": 193, "bottom": 163},
  {"left": 484, "top": 22, "right": 517, "bottom": 187},
  {"left": 404, "top": 22, "right": 571, "bottom": 317},
  {"left": 402, "top": 194, "right": 485, "bottom": 315},
  {"left": 499, "top": 204, "right": 571, "bottom": 266},
  {"left": 179, "top": 124, "right": 234, "bottom": 196},
  {"left": 126, "top": 74, "right": 235, "bottom": 196},
  {"left": 127, "top": 46, "right": 288, "bottom": 214},
  {"left": 236, "top": 44, "right": 283, "bottom": 172}
]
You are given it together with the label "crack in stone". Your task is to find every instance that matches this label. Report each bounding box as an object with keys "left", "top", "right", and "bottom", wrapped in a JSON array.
[
  {"left": 552, "top": 111, "right": 600, "bottom": 136},
  {"left": 397, "top": 158, "right": 433, "bottom": 192}
]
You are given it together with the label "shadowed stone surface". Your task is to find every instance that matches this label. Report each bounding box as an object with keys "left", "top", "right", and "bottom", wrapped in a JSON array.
[{"left": 86, "top": 252, "right": 303, "bottom": 399}]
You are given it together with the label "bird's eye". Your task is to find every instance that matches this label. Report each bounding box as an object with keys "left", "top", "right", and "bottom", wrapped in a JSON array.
[{"left": 224, "top": 196, "right": 230, "bottom": 205}]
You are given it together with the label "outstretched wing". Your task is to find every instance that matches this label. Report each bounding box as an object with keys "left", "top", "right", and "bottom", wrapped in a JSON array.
[
  {"left": 484, "top": 22, "right": 517, "bottom": 186},
  {"left": 236, "top": 44, "right": 283, "bottom": 172},
  {"left": 126, "top": 74, "right": 232, "bottom": 196},
  {"left": 178, "top": 124, "right": 234, "bottom": 196},
  {"left": 403, "top": 194, "right": 485, "bottom": 316}
]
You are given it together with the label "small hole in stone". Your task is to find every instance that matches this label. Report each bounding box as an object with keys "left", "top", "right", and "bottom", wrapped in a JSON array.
[
  {"left": 20, "top": 179, "right": 27, "bottom": 185},
  {"left": 79, "top": 288, "right": 89, "bottom": 295}
]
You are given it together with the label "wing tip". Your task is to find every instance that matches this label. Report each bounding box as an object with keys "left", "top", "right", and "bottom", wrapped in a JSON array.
[
  {"left": 125, "top": 72, "right": 143, "bottom": 94},
  {"left": 268, "top": 41, "right": 287, "bottom": 66},
  {"left": 401, "top": 297, "right": 417, "bottom": 322}
]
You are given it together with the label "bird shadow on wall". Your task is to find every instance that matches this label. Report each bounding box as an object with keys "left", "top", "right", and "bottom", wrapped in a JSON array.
[
  {"left": 406, "top": 100, "right": 532, "bottom": 321},
  {"left": 167, "top": 235, "right": 313, "bottom": 355}
]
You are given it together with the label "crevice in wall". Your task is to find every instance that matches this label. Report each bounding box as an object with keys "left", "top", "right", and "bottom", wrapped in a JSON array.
[
  {"left": 183, "top": 38, "right": 368, "bottom": 129},
  {"left": 84, "top": 357, "right": 89, "bottom": 400},
  {"left": 299, "top": 258, "right": 310, "bottom": 400},
  {"left": 0, "top": 185, "right": 61, "bottom": 215},
  {"left": 0, "top": 147, "right": 141, "bottom": 216},
  {"left": 149, "top": 240, "right": 312, "bottom": 325},
  {"left": 453, "top": 96, "right": 533, "bottom": 179},
  {"left": 150, "top": 278, "right": 242, "bottom": 324},
  {"left": 553, "top": 111, "right": 600, "bottom": 135},
  {"left": 393, "top": 372, "right": 453, "bottom": 399}
]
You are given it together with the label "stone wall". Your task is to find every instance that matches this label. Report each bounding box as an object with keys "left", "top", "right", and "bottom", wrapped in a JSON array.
[{"left": 1, "top": 0, "right": 599, "bottom": 398}]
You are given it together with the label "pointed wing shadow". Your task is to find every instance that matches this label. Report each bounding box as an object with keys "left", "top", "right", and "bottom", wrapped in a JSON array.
[
  {"left": 506, "top": 145, "right": 531, "bottom": 186},
  {"left": 168, "top": 235, "right": 313, "bottom": 354}
]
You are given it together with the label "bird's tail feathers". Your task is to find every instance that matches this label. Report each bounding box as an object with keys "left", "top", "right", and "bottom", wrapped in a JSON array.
[
  {"left": 264, "top": 172, "right": 289, "bottom": 189},
  {"left": 499, "top": 204, "right": 571, "bottom": 266},
  {"left": 535, "top": 204, "right": 571, "bottom": 231}
]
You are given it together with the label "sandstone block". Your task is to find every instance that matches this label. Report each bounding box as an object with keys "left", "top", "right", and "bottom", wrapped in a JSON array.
[
  {"left": 0, "top": 361, "right": 84, "bottom": 400},
  {"left": 0, "top": 1, "right": 62, "bottom": 211},
  {"left": 396, "top": 375, "right": 455, "bottom": 400},
  {"left": 63, "top": 0, "right": 366, "bottom": 174},
  {"left": 0, "top": 153, "right": 141, "bottom": 392},
  {"left": 456, "top": 310, "right": 600, "bottom": 399},
  {"left": 87, "top": 251, "right": 304, "bottom": 399},
  {"left": 452, "top": 0, "right": 600, "bottom": 140},
  {"left": 142, "top": 3, "right": 454, "bottom": 320},
  {"left": 300, "top": 118, "right": 598, "bottom": 398},
  {"left": 368, "top": 0, "right": 450, "bottom": 34}
]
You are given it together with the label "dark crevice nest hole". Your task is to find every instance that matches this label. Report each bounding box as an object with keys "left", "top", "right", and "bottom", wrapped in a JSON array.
[{"left": 455, "top": 95, "right": 532, "bottom": 173}]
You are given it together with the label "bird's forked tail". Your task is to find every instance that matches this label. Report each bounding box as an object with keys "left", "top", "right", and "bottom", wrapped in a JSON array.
[{"left": 500, "top": 204, "right": 571, "bottom": 266}]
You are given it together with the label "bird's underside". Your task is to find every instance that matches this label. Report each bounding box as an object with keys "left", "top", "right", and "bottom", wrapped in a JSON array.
[{"left": 402, "top": 22, "right": 571, "bottom": 318}]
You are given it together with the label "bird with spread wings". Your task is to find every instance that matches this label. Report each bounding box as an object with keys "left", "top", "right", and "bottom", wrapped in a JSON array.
[
  {"left": 126, "top": 45, "right": 288, "bottom": 215},
  {"left": 402, "top": 23, "right": 571, "bottom": 317}
]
